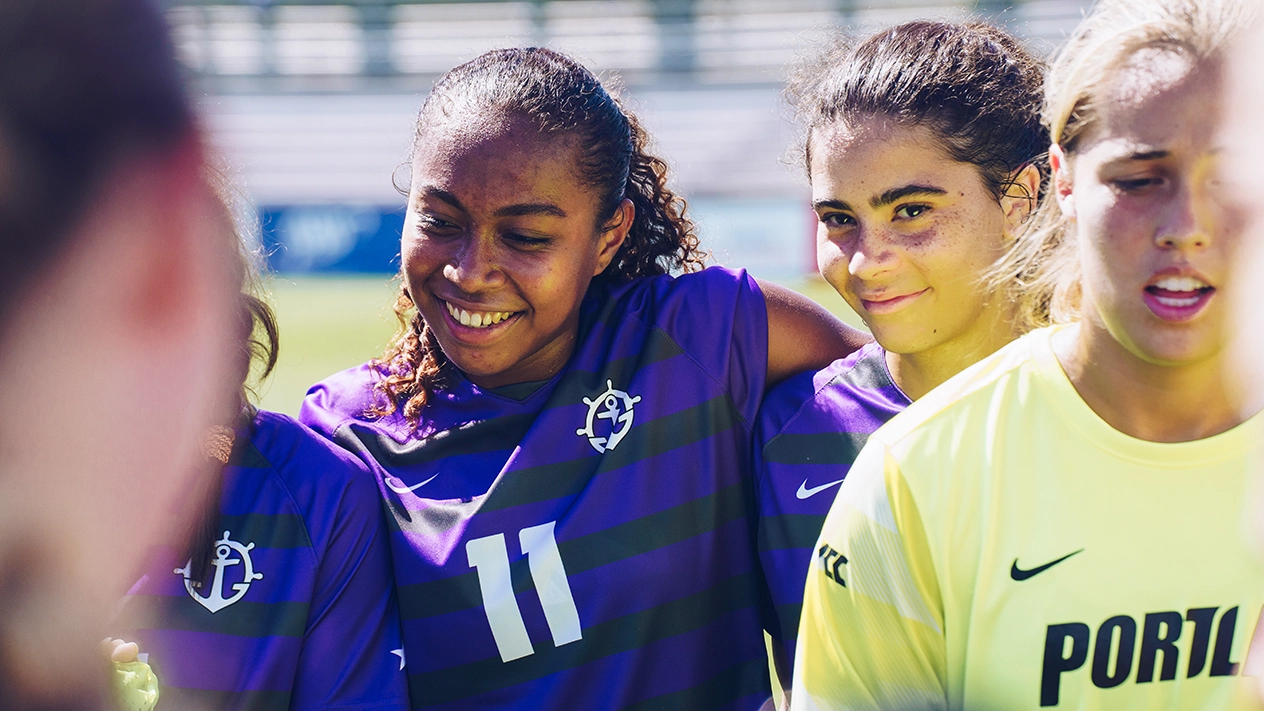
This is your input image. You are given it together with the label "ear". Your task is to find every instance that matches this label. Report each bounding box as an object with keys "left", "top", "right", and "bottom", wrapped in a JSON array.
[
  {"left": 999, "top": 162, "right": 1042, "bottom": 237},
  {"left": 593, "top": 198, "right": 634, "bottom": 276},
  {"left": 1050, "top": 143, "right": 1076, "bottom": 221}
]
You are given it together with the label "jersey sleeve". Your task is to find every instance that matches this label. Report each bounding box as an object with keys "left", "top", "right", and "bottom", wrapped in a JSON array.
[
  {"left": 752, "top": 370, "right": 822, "bottom": 644},
  {"left": 300, "top": 363, "right": 380, "bottom": 441},
  {"left": 288, "top": 441, "right": 409, "bottom": 711},
  {"left": 645, "top": 267, "right": 769, "bottom": 425},
  {"left": 790, "top": 441, "right": 947, "bottom": 711}
]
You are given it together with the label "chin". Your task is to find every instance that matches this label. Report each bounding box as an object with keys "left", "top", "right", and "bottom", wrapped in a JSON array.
[
  {"left": 865, "top": 324, "right": 932, "bottom": 356},
  {"left": 1122, "top": 331, "right": 1224, "bottom": 368}
]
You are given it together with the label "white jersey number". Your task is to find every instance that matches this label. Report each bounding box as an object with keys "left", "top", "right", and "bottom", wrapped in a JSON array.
[{"left": 466, "top": 521, "right": 583, "bottom": 662}]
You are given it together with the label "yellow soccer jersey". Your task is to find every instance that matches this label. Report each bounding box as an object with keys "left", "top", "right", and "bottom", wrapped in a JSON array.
[{"left": 792, "top": 325, "right": 1264, "bottom": 711}]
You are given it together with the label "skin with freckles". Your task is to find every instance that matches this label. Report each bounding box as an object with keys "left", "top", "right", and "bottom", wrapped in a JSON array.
[
  {"left": 810, "top": 117, "right": 1037, "bottom": 399},
  {"left": 404, "top": 115, "right": 632, "bottom": 390},
  {"left": 1052, "top": 53, "right": 1249, "bottom": 441}
]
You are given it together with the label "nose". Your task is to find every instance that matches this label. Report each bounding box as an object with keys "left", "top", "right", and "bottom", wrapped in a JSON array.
[
  {"left": 443, "top": 235, "right": 506, "bottom": 292},
  {"left": 846, "top": 227, "right": 900, "bottom": 281},
  {"left": 1156, "top": 156, "right": 1217, "bottom": 252}
]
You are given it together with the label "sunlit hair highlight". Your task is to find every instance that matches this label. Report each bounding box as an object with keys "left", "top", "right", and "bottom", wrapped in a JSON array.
[
  {"left": 373, "top": 47, "right": 707, "bottom": 429},
  {"left": 787, "top": 21, "right": 1047, "bottom": 203},
  {"left": 987, "top": 0, "right": 1253, "bottom": 330}
]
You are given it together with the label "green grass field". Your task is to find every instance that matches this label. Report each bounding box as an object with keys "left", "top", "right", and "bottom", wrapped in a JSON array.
[{"left": 256, "top": 273, "right": 866, "bottom": 416}]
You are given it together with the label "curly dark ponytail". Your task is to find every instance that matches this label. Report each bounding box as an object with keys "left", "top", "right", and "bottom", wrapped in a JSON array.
[{"left": 371, "top": 48, "right": 704, "bottom": 427}]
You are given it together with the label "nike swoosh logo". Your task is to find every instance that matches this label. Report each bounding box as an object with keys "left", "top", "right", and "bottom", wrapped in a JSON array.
[
  {"left": 796, "top": 478, "right": 845, "bottom": 500},
  {"left": 1010, "top": 548, "right": 1084, "bottom": 581},
  {"left": 384, "top": 473, "right": 438, "bottom": 494}
]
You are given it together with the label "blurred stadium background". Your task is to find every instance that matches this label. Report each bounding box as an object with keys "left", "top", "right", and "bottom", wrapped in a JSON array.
[{"left": 164, "top": 0, "right": 1093, "bottom": 414}]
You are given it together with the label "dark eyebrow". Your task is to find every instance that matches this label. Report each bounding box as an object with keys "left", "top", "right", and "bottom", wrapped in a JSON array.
[
  {"left": 415, "top": 189, "right": 566, "bottom": 219},
  {"left": 493, "top": 203, "right": 568, "bottom": 219},
  {"left": 870, "top": 185, "right": 947, "bottom": 209},
  {"left": 1125, "top": 150, "right": 1170, "bottom": 161},
  {"left": 812, "top": 198, "right": 853, "bottom": 212},
  {"left": 416, "top": 187, "right": 466, "bottom": 213}
]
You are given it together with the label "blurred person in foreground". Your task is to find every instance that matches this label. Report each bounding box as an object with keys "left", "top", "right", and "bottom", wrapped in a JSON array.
[
  {"left": 0, "top": 0, "right": 244, "bottom": 708},
  {"left": 791, "top": 0, "right": 1264, "bottom": 708},
  {"left": 1223, "top": 7, "right": 1264, "bottom": 707}
]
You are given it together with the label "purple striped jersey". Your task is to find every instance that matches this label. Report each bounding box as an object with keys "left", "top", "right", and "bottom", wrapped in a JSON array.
[
  {"left": 300, "top": 267, "right": 773, "bottom": 710},
  {"left": 752, "top": 342, "right": 908, "bottom": 669},
  {"left": 118, "top": 410, "right": 409, "bottom": 711}
]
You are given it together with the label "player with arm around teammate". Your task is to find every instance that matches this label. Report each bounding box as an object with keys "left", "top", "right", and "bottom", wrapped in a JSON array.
[
  {"left": 753, "top": 21, "right": 1044, "bottom": 697},
  {"left": 792, "top": 0, "right": 1264, "bottom": 709},
  {"left": 299, "top": 47, "right": 868, "bottom": 711},
  {"left": 114, "top": 180, "right": 408, "bottom": 711}
]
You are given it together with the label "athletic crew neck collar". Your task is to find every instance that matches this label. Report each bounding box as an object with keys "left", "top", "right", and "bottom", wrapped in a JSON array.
[{"left": 1029, "top": 324, "right": 1263, "bottom": 467}]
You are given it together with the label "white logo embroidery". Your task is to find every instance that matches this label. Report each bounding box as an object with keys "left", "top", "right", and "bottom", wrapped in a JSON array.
[
  {"left": 174, "top": 530, "right": 265, "bottom": 613},
  {"left": 384, "top": 473, "right": 438, "bottom": 494},
  {"left": 796, "top": 478, "right": 845, "bottom": 500},
  {"left": 576, "top": 380, "right": 641, "bottom": 454}
]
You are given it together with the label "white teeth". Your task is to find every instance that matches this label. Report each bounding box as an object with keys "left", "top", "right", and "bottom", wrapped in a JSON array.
[
  {"left": 1153, "top": 276, "right": 1209, "bottom": 292},
  {"left": 1154, "top": 294, "right": 1201, "bottom": 307},
  {"left": 443, "top": 301, "right": 514, "bottom": 329}
]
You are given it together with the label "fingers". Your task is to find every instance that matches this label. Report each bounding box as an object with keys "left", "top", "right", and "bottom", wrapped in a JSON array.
[{"left": 99, "top": 637, "right": 140, "bottom": 663}]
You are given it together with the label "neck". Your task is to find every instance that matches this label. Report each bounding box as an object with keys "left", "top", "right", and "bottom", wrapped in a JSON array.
[
  {"left": 886, "top": 303, "right": 1018, "bottom": 401},
  {"left": 1055, "top": 321, "right": 1244, "bottom": 442}
]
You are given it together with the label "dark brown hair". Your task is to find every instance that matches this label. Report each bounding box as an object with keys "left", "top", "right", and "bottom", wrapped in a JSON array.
[
  {"left": 788, "top": 20, "right": 1047, "bottom": 203},
  {"left": 0, "top": 0, "right": 195, "bottom": 328},
  {"left": 373, "top": 47, "right": 706, "bottom": 428}
]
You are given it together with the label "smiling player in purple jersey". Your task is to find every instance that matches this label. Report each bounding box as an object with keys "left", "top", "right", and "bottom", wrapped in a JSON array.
[
  {"left": 115, "top": 180, "right": 408, "bottom": 711},
  {"left": 752, "top": 22, "right": 1046, "bottom": 695},
  {"left": 299, "top": 48, "right": 868, "bottom": 711}
]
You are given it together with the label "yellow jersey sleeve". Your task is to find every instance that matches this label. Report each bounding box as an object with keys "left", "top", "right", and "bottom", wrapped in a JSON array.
[{"left": 791, "top": 441, "right": 947, "bottom": 711}]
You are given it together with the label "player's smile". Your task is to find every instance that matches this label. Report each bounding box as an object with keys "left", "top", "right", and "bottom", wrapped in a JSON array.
[
  {"left": 403, "top": 114, "right": 630, "bottom": 390},
  {"left": 436, "top": 297, "right": 524, "bottom": 345},
  {"left": 857, "top": 288, "right": 929, "bottom": 315},
  {"left": 811, "top": 118, "right": 1028, "bottom": 365}
]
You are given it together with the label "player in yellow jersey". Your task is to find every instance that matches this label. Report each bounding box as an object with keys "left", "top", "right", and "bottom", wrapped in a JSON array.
[{"left": 791, "top": 0, "right": 1264, "bottom": 709}]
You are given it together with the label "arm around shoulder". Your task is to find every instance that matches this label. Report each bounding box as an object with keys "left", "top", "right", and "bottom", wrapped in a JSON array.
[{"left": 759, "top": 279, "right": 870, "bottom": 388}]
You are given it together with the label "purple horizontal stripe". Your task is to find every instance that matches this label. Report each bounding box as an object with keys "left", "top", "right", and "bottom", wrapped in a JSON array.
[
  {"left": 401, "top": 517, "right": 756, "bottom": 673},
  {"left": 760, "top": 546, "right": 814, "bottom": 605},
  {"left": 418, "top": 606, "right": 768, "bottom": 710},
  {"left": 387, "top": 438, "right": 748, "bottom": 585},
  {"left": 143, "top": 629, "right": 300, "bottom": 691}
]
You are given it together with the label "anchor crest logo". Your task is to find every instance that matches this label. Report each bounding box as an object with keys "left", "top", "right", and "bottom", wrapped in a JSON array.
[
  {"left": 174, "top": 530, "right": 264, "bottom": 614},
  {"left": 576, "top": 380, "right": 641, "bottom": 453}
]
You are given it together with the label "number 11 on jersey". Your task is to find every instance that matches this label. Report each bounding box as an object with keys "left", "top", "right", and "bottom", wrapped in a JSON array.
[{"left": 466, "top": 521, "right": 583, "bottom": 662}]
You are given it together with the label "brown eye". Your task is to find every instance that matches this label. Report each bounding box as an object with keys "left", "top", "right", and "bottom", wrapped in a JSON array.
[
  {"left": 417, "top": 213, "right": 459, "bottom": 232},
  {"left": 894, "top": 204, "right": 929, "bottom": 219},
  {"left": 1112, "top": 177, "right": 1162, "bottom": 192},
  {"left": 820, "top": 212, "right": 855, "bottom": 228}
]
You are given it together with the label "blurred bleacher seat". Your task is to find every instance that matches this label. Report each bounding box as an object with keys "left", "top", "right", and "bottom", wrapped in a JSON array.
[{"left": 167, "top": 0, "right": 1092, "bottom": 278}]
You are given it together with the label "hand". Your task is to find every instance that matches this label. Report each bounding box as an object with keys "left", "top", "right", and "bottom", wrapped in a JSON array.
[{"left": 101, "top": 638, "right": 159, "bottom": 711}]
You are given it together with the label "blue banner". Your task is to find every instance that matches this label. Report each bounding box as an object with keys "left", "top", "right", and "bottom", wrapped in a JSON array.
[
  {"left": 260, "top": 205, "right": 403, "bottom": 273},
  {"left": 257, "top": 199, "right": 815, "bottom": 280}
]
